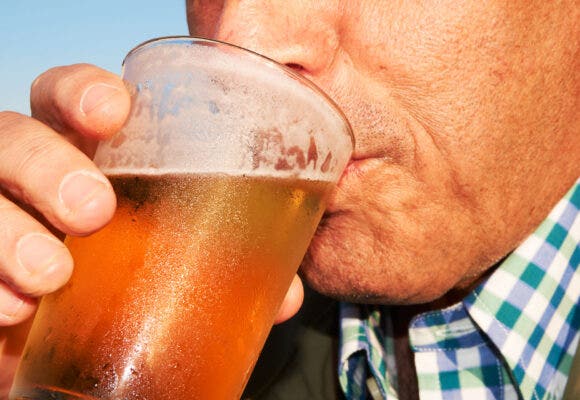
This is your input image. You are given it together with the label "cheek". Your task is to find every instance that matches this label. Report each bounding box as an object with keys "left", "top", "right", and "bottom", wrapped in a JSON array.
[{"left": 303, "top": 163, "right": 490, "bottom": 303}]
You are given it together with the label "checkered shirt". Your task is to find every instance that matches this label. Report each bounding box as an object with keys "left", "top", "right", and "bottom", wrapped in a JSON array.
[{"left": 338, "top": 179, "right": 580, "bottom": 400}]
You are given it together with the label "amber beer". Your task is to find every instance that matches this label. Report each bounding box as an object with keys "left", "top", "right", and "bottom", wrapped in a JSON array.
[
  {"left": 11, "top": 36, "right": 354, "bottom": 400},
  {"left": 11, "top": 173, "right": 333, "bottom": 400}
]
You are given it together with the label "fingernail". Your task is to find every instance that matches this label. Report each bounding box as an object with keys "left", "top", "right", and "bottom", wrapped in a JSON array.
[
  {"left": 16, "top": 233, "right": 72, "bottom": 276},
  {"left": 0, "top": 292, "right": 25, "bottom": 319},
  {"left": 80, "top": 83, "right": 121, "bottom": 115},
  {"left": 59, "top": 170, "right": 112, "bottom": 215}
]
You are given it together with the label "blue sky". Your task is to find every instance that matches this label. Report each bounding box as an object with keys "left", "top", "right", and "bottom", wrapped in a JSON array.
[{"left": 1, "top": 1, "right": 188, "bottom": 114}]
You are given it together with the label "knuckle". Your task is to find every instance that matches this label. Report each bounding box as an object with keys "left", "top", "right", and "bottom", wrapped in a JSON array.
[
  {"left": 0, "top": 116, "right": 62, "bottom": 205},
  {"left": 0, "top": 120, "right": 65, "bottom": 204},
  {"left": 3, "top": 117, "right": 56, "bottom": 162},
  {"left": 0, "top": 113, "right": 51, "bottom": 158},
  {"left": 30, "top": 63, "right": 124, "bottom": 135},
  {"left": 30, "top": 65, "right": 70, "bottom": 102},
  {"left": 15, "top": 137, "right": 58, "bottom": 174},
  {"left": 49, "top": 64, "right": 108, "bottom": 118},
  {"left": 31, "top": 64, "right": 97, "bottom": 114}
]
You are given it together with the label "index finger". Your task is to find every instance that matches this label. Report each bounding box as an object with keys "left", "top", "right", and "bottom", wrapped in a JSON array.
[{"left": 30, "top": 64, "right": 131, "bottom": 145}]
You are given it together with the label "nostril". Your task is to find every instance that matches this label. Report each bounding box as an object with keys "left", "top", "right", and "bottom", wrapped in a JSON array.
[{"left": 285, "top": 63, "right": 306, "bottom": 73}]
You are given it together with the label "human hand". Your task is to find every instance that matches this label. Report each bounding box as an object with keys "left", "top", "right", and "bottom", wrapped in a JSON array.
[
  {"left": 0, "top": 62, "right": 303, "bottom": 394},
  {"left": 0, "top": 63, "right": 305, "bottom": 323},
  {"left": 0, "top": 63, "right": 131, "bottom": 394},
  {"left": 0, "top": 64, "right": 131, "bottom": 325},
  {"left": 275, "top": 274, "right": 303, "bottom": 324},
  {"left": 0, "top": 62, "right": 305, "bottom": 325}
]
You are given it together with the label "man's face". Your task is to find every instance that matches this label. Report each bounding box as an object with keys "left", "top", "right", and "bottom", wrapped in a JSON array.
[{"left": 187, "top": 1, "right": 579, "bottom": 304}]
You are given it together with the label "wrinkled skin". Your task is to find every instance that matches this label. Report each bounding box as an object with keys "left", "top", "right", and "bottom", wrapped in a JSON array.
[
  {"left": 188, "top": 0, "right": 580, "bottom": 304},
  {"left": 0, "top": 0, "right": 578, "bottom": 395}
]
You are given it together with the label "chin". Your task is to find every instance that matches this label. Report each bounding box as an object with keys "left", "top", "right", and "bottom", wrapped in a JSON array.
[{"left": 299, "top": 221, "right": 460, "bottom": 306}]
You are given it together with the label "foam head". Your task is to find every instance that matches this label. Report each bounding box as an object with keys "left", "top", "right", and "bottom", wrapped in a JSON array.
[{"left": 94, "top": 37, "right": 354, "bottom": 182}]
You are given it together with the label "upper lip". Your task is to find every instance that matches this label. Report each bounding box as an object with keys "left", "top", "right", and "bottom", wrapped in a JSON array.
[{"left": 325, "top": 157, "right": 374, "bottom": 213}]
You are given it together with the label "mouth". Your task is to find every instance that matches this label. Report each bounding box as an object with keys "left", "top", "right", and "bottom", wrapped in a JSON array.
[
  {"left": 339, "top": 156, "right": 376, "bottom": 183},
  {"left": 325, "top": 157, "right": 385, "bottom": 213}
]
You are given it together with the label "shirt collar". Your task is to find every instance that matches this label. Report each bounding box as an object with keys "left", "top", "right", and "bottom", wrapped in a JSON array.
[
  {"left": 463, "top": 179, "right": 580, "bottom": 399},
  {"left": 338, "top": 178, "right": 580, "bottom": 400}
]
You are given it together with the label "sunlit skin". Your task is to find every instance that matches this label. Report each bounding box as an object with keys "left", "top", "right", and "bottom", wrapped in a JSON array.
[
  {"left": 0, "top": 0, "right": 578, "bottom": 396},
  {"left": 188, "top": 0, "right": 580, "bottom": 304}
]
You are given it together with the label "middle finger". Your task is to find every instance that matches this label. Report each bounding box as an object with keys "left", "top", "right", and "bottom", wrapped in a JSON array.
[{"left": 0, "top": 112, "right": 116, "bottom": 237}]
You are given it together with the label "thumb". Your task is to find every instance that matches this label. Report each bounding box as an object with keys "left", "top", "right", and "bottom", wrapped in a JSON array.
[{"left": 274, "top": 274, "right": 304, "bottom": 324}]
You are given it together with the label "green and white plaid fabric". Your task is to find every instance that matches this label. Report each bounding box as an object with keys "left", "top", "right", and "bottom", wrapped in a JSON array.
[{"left": 339, "top": 179, "right": 580, "bottom": 399}]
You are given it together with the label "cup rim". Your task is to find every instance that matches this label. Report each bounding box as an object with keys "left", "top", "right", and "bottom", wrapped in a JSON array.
[{"left": 123, "top": 36, "right": 354, "bottom": 149}]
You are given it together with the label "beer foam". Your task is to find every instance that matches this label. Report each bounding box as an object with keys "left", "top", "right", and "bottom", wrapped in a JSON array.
[
  {"left": 94, "top": 37, "right": 353, "bottom": 182},
  {"left": 100, "top": 168, "right": 335, "bottom": 182}
]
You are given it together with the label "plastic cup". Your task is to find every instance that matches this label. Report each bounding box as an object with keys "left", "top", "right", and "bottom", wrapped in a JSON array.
[{"left": 10, "top": 37, "right": 353, "bottom": 400}]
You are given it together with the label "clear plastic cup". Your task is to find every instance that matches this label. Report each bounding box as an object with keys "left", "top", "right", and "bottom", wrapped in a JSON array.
[{"left": 10, "top": 37, "right": 353, "bottom": 400}]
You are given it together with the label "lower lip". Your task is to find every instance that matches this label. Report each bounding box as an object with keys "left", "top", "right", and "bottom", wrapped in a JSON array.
[
  {"left": 324, "top": 158, "right": 379, "bottom": 213},
  {"left": 336, "top": 158, "right": 379, "bottom": 189}
]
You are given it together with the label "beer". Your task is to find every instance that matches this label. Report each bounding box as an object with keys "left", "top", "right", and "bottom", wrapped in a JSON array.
[
  {"left": 11, "top": 36, "right": 353, "bottom": 400},
  {"left": 11, "top": 173, "right": 333, "bottom": 400}
]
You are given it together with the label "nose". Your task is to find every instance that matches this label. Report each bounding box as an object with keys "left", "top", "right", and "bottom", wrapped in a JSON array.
[{"left": 188, "top": 0, "right": 340, "bottom": 77}]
